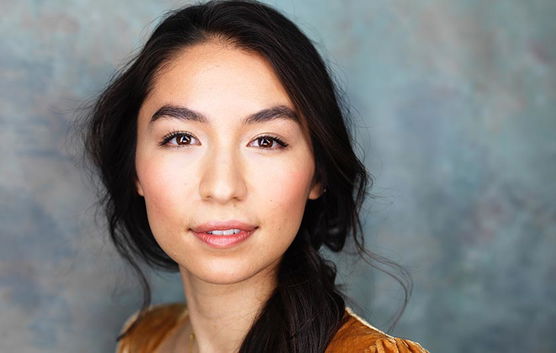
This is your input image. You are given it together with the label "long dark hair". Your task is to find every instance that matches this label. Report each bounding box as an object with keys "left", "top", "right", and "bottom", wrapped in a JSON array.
[{"left": 83, "top": 1, "right": 411, "bottom": 352}]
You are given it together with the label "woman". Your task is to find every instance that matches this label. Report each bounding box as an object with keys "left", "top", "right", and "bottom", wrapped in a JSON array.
[{"left": 84, "top": 1, "right": 430, "bottom": 352}]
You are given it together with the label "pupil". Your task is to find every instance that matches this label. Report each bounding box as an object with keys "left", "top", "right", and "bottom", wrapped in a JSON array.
[
  {"left": 178, "top": 135, "right": 190, "bottom": 144},
  {"left": 262, "top": 137, "right": 271, "bottom": 147}
]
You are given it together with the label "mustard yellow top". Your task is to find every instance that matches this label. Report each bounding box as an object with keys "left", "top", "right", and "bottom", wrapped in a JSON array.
[{"left": 116, "top": 303, "right": 430, "bottom": 353}]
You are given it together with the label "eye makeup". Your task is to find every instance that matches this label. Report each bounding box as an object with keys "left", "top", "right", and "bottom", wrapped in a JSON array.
[{"left": 158, "top": 130, "right": 290, "bottom": 150}]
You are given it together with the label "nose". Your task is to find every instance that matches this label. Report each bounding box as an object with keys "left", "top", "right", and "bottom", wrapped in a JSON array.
[{"left": 198, "top": 144, "right": 247, "bottom": 203}]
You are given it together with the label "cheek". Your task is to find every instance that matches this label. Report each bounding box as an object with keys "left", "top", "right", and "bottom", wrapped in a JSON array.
[
  {"left": 254, "top": 155, "right": 314, "bottom": 228},
  {"left": 136, "top": 157, "right": 193, "bottom": 233},
  {"left": 268, "top": 170, "right": 311, "bottom": 204}
]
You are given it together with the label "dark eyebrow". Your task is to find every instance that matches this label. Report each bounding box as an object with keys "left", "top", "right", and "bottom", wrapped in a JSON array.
[{"left": 150, "top": 104, "right": 299, "bottom": 125}]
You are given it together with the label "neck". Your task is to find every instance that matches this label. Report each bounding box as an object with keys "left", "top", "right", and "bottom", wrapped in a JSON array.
[{"left": 177, "top": 262, "right": 279, "bottom": 353}]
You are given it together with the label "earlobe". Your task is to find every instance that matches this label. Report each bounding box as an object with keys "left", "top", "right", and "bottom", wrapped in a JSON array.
[
  {"left": 308, "top": 182, "right": 325, "bottom": 200},
  {"left": 136, "top": 179, "right": 144, "bottom": 197}
]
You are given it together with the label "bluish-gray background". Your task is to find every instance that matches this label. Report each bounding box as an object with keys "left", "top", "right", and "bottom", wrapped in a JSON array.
[{"left": 1, "top": 1, "right": 555, "bottom": 352}]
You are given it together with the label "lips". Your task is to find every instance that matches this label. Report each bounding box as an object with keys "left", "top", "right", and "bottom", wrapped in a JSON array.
[
  {"left": 191, "top": 220, "right": 257, "bottom": 233},
  {"left": 190, "top": 220, "right": 258, "bottom": 249}
]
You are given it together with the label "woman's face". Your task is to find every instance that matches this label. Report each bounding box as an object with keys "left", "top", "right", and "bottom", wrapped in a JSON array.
[{"left": 135, "top": 41, "right": 322, "bottom": 285}]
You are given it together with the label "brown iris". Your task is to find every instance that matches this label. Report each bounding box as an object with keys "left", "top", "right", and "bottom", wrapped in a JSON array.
[
  {"left": 259, "top": 136, "right": 272, "bottom": 148},
  {"left": 177, "top": 134, "right": 191, "bottom": 145}
]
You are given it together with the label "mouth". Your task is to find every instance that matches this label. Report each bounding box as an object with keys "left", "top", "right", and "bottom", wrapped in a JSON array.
[
  {"left": 190, "top": 220, "right": 258, "bottom": 248},
  {"left": 191, "top": 220, "right": 257, "bottom": 233},
  {"left": 190, "top": 228, "right": 257, "bottom": 248},
  {"left": 202, "top": 228, "right": 243, "bottom": 236}
]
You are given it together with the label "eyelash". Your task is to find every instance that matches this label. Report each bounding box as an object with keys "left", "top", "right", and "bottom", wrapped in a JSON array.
[{"left": 159, "top": 131, "right": 289, "bottom": 150}]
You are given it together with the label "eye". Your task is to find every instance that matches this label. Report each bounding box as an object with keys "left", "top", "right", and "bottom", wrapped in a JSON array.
[
  {"left": 249, "top": 135, "right": 289, "bottom": 150},
  {"left": 159, "top": 131, "right": 199, "bottom": 147}
]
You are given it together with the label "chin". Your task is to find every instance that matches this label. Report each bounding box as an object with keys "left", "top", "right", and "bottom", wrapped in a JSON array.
[
  {"left": 184, "top": 258, "right": 279, "bottom": 285},
  {"left": 193, "top": 267, "right": 258, "bottom": 285},
  {"left": 199, "top": 273, "right": 251, "bottom": 285}
]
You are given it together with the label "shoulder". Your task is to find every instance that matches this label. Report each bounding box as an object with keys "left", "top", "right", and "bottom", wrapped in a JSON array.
[
  {"left": 325, "top": 307, "right": 430, "bottom": 353},
  {"left": 115, "top": 302, "right": 188, "bottom": 353}
]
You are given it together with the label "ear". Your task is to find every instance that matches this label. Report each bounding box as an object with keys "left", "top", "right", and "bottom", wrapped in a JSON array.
[
  {"left": 136, "top": 178, "right": 144, "bottom": 197},
  {"left": 308, "top": 181, "right": 325, "bottom": 200}
]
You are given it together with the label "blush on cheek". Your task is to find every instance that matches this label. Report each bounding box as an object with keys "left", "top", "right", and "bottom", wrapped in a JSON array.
[
  {"left": 265, "top": 167, "right": 314, "bottom": 217},
  {"left": 140, "top": 155, "right": 192, "bottom": 196},
  {"left": 139, "top": 172, "right": 181, "bottom": 225}
]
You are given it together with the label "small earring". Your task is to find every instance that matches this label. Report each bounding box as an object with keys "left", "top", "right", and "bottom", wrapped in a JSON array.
[{"left": 323, "top": 187, "right": 327, "bottom": 193}]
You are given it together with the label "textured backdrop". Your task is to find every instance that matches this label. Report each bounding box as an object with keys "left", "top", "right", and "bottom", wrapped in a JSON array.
[{"left": 1, "top": 1, "right": 555, "bottom": 352}]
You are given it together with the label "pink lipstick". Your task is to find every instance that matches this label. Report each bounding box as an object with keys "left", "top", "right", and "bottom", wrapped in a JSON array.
[{"left": 191, "top": 220, "right": 257, "bottom": 249}]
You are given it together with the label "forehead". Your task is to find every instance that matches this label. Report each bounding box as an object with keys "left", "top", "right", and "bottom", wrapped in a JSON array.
[{"left": 146, "top": 40, "right": 292, "bottom": 112}]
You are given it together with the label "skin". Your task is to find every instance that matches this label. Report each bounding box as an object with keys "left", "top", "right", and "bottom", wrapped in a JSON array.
[{"left": 134, "top": 40, "right": 323, "bottom": 353}]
